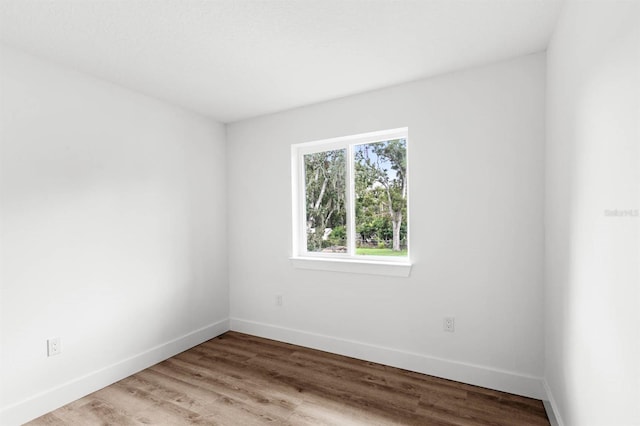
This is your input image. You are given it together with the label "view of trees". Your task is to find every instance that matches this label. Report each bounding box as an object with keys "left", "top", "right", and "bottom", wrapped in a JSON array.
[
  {"left": 304, "top": 138, "right": 407, "bottom": 255},
  {"left": 304, "top": 149, "right": 346, "bottom": 252},
  {"left": 355, "top": 139, "right": 407, "bottom": 252}
]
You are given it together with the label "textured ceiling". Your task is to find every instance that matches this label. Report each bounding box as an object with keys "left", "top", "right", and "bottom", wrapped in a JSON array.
[{"left": 0, "top": 0, "right": 562, "bottom": 123}]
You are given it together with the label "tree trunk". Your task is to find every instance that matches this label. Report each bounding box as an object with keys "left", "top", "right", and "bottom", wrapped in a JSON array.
[
  {"left": 391, "top": 210, "right": 402, "bottom": 251},
  {"left": 314, "top": 177, "right": 328, "bottom": 210},
  {"left": 384, "top": 185, "right": 402, "bottom": 252}
]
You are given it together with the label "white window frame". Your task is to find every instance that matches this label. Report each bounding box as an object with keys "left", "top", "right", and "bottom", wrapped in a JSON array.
[{"left": 290, "top": 128, "right": 412, "bottom": 277}]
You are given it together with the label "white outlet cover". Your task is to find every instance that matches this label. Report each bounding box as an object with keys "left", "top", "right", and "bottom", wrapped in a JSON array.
[
  {"left": 443, "top": 317, "right": 455, "bottom": 332},
  {"left": 47, "top": 337, "right": 61, "bottom": 356}
]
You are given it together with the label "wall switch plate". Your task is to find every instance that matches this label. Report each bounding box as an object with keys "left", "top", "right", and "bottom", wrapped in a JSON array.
[
  {"left": 443, "top": 317, "right": 455, "bottom": 332},
  {"left": 47, "top": 337, "right": 61, "bottom": 356},
  {"left": 276, "top": 294, "right": 283, "bottom": 306}
]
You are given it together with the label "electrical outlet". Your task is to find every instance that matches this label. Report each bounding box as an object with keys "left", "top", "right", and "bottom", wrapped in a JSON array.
[
  {"left": 443, "top": 317, "right": 455, "bottom": 332},
  {"left": 276, "top": 294, "right": 283, "bottom": 306},
  {"left": 47, "top": 337, "right": 61, "bottom": 356}
]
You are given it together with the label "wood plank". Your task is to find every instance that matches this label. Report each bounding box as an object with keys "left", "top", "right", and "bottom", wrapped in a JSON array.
[{"left": 26, "top": 332, "right": 550, "bottom": 426}]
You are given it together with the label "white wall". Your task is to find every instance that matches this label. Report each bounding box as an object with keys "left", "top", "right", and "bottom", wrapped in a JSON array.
[
  {"left": 545, "top": 2, "right": 640, "bottom": 426},
  {"left": 0, "top": 45, "right": 229, "bottom": 425},
  {"left": 227, "top": 53, "right": 546, "bottom": 398}
]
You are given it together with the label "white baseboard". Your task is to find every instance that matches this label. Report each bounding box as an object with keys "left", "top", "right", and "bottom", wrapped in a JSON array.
[
  {"left": 542, "top": 379, "right": 565, "bottom": 426},
  {"left": 230, "top": 317, "right": 545, "bottom": 400},
  {"left": 0, "top": 318, "right": 229, "bottom": 426}
]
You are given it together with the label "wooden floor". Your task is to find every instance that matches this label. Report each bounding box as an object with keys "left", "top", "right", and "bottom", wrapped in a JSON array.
[{"left": 28, "top": 332, "right": 550, "bottom": 425}]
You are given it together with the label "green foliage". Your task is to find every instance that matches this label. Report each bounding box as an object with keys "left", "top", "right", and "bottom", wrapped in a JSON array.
[
  {"left": 356, "top": 214, "right": 392, "bottom": 241},
  {"left": 327, "top": 225, "right": 346, "bottom": 246}
]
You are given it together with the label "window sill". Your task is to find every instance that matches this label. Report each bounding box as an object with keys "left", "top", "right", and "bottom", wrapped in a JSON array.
[{"left": 289, "top": 256, "right": 412, "bottom": 277}]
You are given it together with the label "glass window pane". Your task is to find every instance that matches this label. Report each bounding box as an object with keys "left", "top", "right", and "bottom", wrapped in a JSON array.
[
  {"left": 304, "top": 149, "right": 347, "bottom": 253},
  {"left": 354, "top": 139, "right": 407, "bottom": 256}
]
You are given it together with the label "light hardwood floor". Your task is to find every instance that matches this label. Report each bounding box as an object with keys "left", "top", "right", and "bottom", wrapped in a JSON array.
[{"left": 27, "top": 332, "right": 550, "bottom": 425}]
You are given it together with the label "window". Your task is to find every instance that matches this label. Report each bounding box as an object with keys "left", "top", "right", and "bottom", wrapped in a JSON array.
[{"left": 291, "top": 128, "right": 411, "bottom": 276}]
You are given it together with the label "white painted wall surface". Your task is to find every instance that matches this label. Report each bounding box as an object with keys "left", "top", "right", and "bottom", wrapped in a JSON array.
[
  {"left": 0, "top": 45, "right": 229, "bottom": 425},
  {"left": 545, "top": 2, "right": 640, "bottom": 425},
  {"left": 227, "top": 54, "right": 546, "bottom": 398}
]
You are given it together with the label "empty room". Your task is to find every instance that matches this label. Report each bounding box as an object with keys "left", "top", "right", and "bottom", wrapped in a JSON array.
[{"left": 0, "top": 0, "right": 638, "bottom": 425}]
